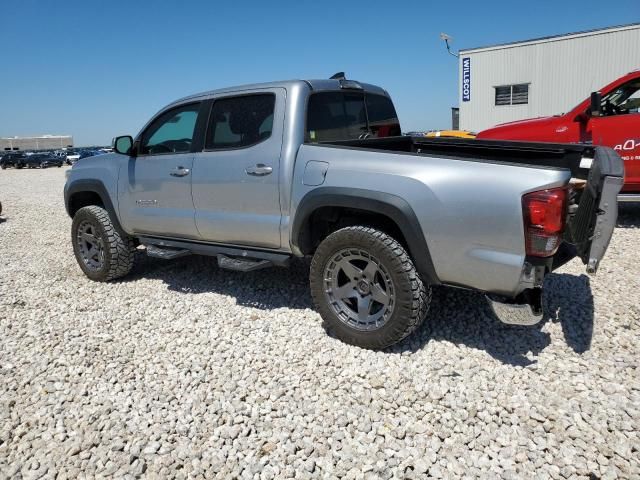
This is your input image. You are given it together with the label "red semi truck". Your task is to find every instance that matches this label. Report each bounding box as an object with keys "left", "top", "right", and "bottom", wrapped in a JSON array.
[{"left": 477, "top": 70, "right": 640, "bottom": 202}]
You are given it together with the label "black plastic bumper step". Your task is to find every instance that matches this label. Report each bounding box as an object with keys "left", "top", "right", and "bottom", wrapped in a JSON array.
[
  {"left": 217, "top": 254, "right": 272, "bottom": 272},
  {"left": 145, "top": 244, "right": 191, "bottom": 260}
]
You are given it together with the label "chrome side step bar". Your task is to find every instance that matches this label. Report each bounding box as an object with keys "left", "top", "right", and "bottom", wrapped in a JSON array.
[
  {"left": 138, "top": 236, "right": 291, "bottom": 268},
  {"left": 217, "top": 255, "right": 273, "bottom": 272},
  {"left": 146, "top": 244, "right": 191, "bottom": 260},
  {"left": 617, "top": 193, "right": 640, "bottom": 203}
]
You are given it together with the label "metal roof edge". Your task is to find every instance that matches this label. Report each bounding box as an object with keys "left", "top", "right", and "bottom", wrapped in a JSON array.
[{"left": 459, "top": 22, "right": 640, "bottom": 55}]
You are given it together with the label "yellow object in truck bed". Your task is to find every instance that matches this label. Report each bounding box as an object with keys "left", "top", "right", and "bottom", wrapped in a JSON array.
[{"left": 424, "top": 130, "right": 476, "bottom": 139}]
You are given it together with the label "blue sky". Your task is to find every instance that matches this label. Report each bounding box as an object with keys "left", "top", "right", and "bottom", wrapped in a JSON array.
[{"left": 1, "top": 1, "right": 638, "bottom": 146}]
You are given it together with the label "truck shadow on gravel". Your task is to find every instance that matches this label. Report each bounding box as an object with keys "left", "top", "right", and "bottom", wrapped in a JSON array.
[
  {"left": 125, "top": 254, "right": 314, "bottom": 310},
  {"left": 391, "top": 273, "right": 594, "bottom": 366},
  {"left": 123, "top": 255, "right": 594, "bottom": 367}
]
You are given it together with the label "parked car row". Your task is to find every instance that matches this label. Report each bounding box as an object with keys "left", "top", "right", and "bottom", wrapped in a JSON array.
[
  {"left": 0, "top": 148, "right": 106, "bottom": 170},
  {"left": 0, "top": 152, "right": 63, "bottom": 169}
]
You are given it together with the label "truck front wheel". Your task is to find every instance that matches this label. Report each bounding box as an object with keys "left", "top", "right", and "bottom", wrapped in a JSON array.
[
  {"left": 71, "top": 205, "right": 136, "bottom": 282},
  {"left": 310, "top": 226, "right": 431, "bottom": 349}
]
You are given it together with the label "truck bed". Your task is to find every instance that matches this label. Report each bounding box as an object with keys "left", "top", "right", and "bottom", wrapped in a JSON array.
[
  {"left": 319, "top": 135, "right": 624, "bottom": 274},
  {"left": 325, "top": 136, "right": 602, "bottom": 179}
]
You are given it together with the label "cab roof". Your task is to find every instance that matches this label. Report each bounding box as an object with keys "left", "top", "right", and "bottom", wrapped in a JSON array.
[{"left": 170, "top": 79, "right": 389, "bottom": 107}]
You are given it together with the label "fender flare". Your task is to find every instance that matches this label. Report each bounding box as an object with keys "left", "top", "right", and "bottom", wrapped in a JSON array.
[
  {"left": 291, "top": 187, "right": 440, "bottom": 285},
  {"left": 64, "top": 179, "right": 126, "bottom": 235}
]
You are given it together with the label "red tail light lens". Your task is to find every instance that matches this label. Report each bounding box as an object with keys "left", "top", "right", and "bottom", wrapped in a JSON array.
[{"left": 522, "top": 188, "right": 567, "bottom": 257}]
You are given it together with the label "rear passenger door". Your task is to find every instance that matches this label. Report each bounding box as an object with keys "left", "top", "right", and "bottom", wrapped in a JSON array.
[{"left": 192, "top": 89, "right": 284, "bottom": 248}]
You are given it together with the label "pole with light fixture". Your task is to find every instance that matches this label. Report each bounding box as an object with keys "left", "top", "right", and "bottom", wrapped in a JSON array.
[{"left": 440, "top": 33, "right": 459, "bottom": 58}]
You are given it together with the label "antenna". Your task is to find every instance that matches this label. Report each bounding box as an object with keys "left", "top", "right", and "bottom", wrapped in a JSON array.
[
  {"left": 330, "top": 72, "right": 346, "bottom": 80},
  {"left": 440, "top": 33, "right": 459, "bottom": 58}
]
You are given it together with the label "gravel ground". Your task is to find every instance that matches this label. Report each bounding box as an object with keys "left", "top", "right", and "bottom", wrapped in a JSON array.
[{"left": 0, "top": 167, "right": 638, "bottom": 480}]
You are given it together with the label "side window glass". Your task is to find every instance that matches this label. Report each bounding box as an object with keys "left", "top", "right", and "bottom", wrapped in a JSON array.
[
  {"left": 141, "top": 103, "right": 200, "bottom": 155},
  {"left": 306, "top": 92, "right": 366, "bottom": 142},
  {"left": 602, "top": 80, "right": 640, "bottom": 116},
  {"left": 365, "top": 94, "right": 401, "bottom": 137},
  {"left": 626, "top": 90, "right": 640, "bottom": 114},
  {"left": 206, "top": 94, "right": 275, "bottom": 149}
]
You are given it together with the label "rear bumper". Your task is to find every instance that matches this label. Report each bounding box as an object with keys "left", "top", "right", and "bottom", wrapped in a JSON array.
[
  {"left": 487, "top": 147, "right": 624, "bottom": 327},
  {"left": 618, "top": 193, "right": 640, "bottom": 203},
  {"left": 486, "top": 293, "right": 543, "bottom": 326}
]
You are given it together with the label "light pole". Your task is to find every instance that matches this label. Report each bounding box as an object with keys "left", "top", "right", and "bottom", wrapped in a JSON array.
[{"left": 440, "top": 33, "right": 459, "bottom": 58}]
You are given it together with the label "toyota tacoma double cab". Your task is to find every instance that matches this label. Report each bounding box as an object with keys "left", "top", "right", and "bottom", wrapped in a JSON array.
[{"left": 64, "top": 75, "right": 624, "bottom": 349}]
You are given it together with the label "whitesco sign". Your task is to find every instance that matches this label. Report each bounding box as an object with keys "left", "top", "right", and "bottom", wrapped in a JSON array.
[{"left": 462, "top": 57, "right": 471, "bottom": 102}]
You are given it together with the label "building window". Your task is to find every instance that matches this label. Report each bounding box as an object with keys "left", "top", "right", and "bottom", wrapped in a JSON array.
[{"left": 495, "top": 84, "right": 529, "bottom": 106}]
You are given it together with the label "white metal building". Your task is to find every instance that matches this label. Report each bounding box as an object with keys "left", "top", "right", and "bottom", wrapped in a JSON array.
[
  {"left": 1, "top": 135, "right": 73, "bottom": 151},
  {"left": 458, "top": 23, "right": 640, "bottom": 132}
]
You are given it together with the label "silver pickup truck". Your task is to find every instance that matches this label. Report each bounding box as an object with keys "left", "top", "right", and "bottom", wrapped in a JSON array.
[{"left": 64, "top": 76, "right": 624, "bottom": 349}]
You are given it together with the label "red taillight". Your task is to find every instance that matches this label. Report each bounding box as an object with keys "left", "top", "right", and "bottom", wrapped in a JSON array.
[{"left": 522, "top": 188, "right": 567, "bottom": 257}]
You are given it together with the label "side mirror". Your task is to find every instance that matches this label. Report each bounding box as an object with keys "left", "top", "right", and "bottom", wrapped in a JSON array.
[
  {"left": 113, "top": 135, "right": 134, "bottom": 155},
  {"left": 590, "top": 91, "right": 602, "bottom": 117}
]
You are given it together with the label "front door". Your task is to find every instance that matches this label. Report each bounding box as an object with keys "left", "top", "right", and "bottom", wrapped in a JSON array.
[
  {"left": 118, "top": 102, "right": 202, "bottom": 238},
  {"left": 192, "top": 90, "right": 284, "bottom": 248},
  {"left": 588, "top": 79, "right": 640, "bottom": 192}
]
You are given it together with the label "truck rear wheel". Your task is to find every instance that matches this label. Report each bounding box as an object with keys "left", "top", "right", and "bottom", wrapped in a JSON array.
[
  {"left": 310, "top": 226, "right": 431, "bottom": 349},
  {"left": 71, "top": 206, "right": 136, "bottom": 282}
]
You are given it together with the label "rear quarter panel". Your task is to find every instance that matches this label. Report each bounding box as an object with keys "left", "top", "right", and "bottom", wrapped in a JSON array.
[{"left": 292, "top": 145, "right": 571, "bottom": 296}]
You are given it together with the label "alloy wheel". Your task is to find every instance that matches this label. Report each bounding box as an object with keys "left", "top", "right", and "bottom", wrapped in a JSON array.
[
  {"left": 76, "top": 220, "right": 105, "bottom": 271},
  {"left": 323, "top": 249, "right": 395, "bottom": 331}
]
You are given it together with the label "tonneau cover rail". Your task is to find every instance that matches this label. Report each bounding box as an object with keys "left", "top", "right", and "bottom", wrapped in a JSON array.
[{"left": 326, "top": 136, "right": 597, "bottom": 179}]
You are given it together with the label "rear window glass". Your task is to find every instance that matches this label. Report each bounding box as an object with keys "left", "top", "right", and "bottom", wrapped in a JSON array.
[
  {"left": 306, "top": 92, "right": 367, "bottom": 142},
  {"left": 365, "top": 94, "right": 401, "bottom": 137},
  {"left": 306, "top": 92, "right": 400, "bottom": 142}
]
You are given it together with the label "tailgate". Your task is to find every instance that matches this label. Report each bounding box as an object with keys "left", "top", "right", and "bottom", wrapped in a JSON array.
[{"left": 566, "top": 147, "right": 624, "bottom": 273}]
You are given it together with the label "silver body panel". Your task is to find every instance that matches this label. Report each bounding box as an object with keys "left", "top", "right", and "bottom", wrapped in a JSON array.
[
  {"left": 291, "top": 145, "right": 569, "bottom": 295},
  {"left": 65, "top": 79, "right": 577, "bottom": 297},
  {"left": 117, "top": 153, "right": 200, "bottom": 239},
  {"left": 192, "top": 87, "right": 286, "bottom": 249}
]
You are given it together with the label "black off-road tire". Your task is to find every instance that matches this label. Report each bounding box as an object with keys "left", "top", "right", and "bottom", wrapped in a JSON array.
[
  {"left": 71, "top": 205, "right": 136, "bottom": 282},
  {"left": 310, "top": 226, "right": 431, "bottom": 349}
]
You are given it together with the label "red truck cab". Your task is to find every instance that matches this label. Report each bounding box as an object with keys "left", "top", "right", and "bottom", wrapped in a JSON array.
[{"left": 477, "top": 71, "right": 640, "bottom": 201}]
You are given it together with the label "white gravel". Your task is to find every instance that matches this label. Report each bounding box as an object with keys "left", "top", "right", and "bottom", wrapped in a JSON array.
[{"left": 0, "top": 167, "right": 638, "bottom": 479}]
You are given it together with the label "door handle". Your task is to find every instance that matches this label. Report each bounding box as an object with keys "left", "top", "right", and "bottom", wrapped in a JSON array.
[
  {"left": 245, "top": 164, "right": 273, "bottom": 176},
  {"left": 170, "top": 166, "right": 190, "bottom": 177}
]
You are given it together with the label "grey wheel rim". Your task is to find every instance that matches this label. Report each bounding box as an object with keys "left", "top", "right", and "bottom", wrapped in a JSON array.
[
  {"left": 76, "top": 220, "right": 104, "bottom": 271},
  {"left": 323, "top": 249, "right": 395, "bottom": 331}
]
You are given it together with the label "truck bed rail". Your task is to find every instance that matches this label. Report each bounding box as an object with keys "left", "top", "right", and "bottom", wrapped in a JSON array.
[{"left": 326, "top": 136, "right": 598, "bottom": 179}]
